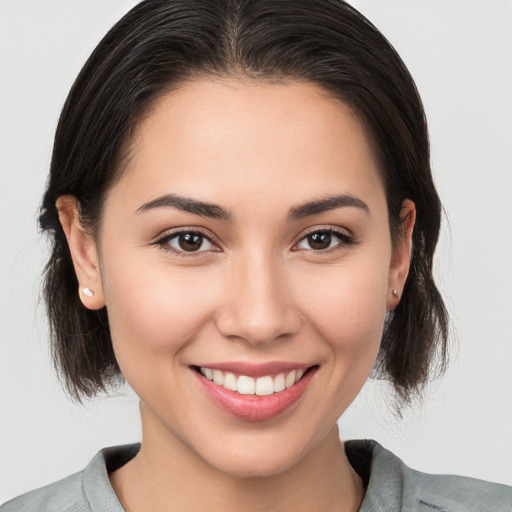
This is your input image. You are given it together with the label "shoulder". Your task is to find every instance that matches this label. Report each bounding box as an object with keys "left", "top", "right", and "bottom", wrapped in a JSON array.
[
  {"left": 411, "top": 470, "right": 512, "bottom": 512},
  {"left": 0, "top": 444, "right": 139, "bottom": 512},
  {"left": 0, "top": 471, "right": 89, "bottom": 512},
  {"left": 345, "top": 439, "right": 512, "bottom": 512}
]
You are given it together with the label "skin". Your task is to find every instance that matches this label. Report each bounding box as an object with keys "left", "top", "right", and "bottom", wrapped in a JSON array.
[{"left": 58, "top": 79, "right": 415, "bottom": 512}]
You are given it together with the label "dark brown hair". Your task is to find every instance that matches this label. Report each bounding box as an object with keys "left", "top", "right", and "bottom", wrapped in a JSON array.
[{"left": 40, "top": 0, "right": 448, "bottom": 404}]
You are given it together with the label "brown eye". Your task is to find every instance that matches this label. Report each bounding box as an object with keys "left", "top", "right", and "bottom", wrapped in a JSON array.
[
  {"left": 159, "top": 231, "right": 215, "bottom": 253},
  {"left": 178, "top": 232, "right": 204, "bottom": 251},
  {"left": 295, "top": 229, "right": 353, "bottom": 252},
  {"left": 307, "top": 232, "right": 332, "bottom": 250}
]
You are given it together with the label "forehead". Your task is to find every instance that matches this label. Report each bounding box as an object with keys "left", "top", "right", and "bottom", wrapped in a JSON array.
[{"left": 110, "top": 78, "right": 384, "bottom": 214}]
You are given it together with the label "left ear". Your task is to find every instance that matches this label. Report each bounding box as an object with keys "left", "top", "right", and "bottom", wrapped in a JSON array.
[{"left": 387, "top": 199, "right": 416, "bottom": 311}]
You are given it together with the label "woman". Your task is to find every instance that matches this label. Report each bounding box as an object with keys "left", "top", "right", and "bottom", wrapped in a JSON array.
[{"left": 2, "top": 0, "right": 510, "bottom": 510}]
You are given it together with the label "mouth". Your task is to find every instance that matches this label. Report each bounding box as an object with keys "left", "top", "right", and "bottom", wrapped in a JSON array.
[
  {"left": 190, "top": 363, "right": 319, "bottom": 421},
  {"left": 194, "top": 366, "right": 312, "bottom": 395}
]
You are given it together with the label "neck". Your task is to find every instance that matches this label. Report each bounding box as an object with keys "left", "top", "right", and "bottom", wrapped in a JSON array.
[{"left": 110, "top": 404, "right": 364, "bottom": 512}]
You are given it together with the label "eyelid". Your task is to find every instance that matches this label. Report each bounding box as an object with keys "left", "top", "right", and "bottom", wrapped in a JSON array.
[
  {"left": 292, "top": 226, "right": 355, "bottom": 252},
  {"left": 153, "top": 227, "right": 222, "bottom": 255},
  {"left": 154, "top": 226, "right": 219, "bottom": 244},
  {"left": 152, "top": 225, "right": 355, "bottom": 256}
]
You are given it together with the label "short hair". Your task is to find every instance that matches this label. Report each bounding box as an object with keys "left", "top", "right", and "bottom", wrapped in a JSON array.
[{"left": 39, "top": 0, "right": 448, "bottom": 404}]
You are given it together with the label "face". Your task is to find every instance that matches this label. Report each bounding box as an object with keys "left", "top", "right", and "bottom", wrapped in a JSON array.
[{"left": 64, "top": 79, "right": 412, "bottom": 477}]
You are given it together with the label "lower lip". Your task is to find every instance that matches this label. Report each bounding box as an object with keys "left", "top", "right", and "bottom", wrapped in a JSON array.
[{"left": 192, "top": 367, "right": 317, "bottom": 422}]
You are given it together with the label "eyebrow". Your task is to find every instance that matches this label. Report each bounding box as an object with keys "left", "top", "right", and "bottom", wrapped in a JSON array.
[
  {"left": 135, "top": 193, "right": 370, "bottom": 221},
  {"left": 135, "top": 194, "right": 232, "bottom": 220},
  {"left": 288, "top": 194, "right": 370, "bottom": 220}
]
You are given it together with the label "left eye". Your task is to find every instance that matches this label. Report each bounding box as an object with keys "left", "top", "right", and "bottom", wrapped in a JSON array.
[
  {"left": 295, "top": 230, "right": 350, "bottom": 251},
  {"left": 160, "top": 231, "right": 215, "bottom": 253}
]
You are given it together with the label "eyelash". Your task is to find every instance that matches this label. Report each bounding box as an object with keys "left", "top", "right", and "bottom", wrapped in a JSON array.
[
  {"left": 293, "top": 228, "right": 355, "bottom": 253},
  {"left": 154, "top": 227, "right": 355, "bottom": 257}
]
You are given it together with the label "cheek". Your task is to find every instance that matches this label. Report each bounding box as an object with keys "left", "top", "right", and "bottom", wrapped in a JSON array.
[
  {"left": 101, "top": 230, "right": 391, "bottom": 394},
  {"left": 101, "top": 255, "right": 218, "bottom": 372},
  {"left": 296, "top": 250, "right": 390, "bottom": 379},
  {"left": 305, "top": 260, "right": 389, "bottom": 339}
]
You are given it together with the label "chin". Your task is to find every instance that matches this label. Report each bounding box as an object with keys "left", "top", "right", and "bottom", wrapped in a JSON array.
[
  {"left": 207, "top": 446, "right": 305, "bottom": 479},
  {"left": 193, "top": 425, "right": 324, "bottom": 479}
]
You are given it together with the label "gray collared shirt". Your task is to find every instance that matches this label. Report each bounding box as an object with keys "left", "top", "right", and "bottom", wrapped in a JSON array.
[{"left": 2, "top": 440, "right": 511, "bottom": 511}]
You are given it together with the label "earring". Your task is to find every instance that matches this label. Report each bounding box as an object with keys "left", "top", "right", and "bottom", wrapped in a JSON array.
[
  {"left": 392, "top": 289, "right": 399, "bottom": 297},
  {"left": 82, "top": 287, "right": 94, "bottom": 298}
]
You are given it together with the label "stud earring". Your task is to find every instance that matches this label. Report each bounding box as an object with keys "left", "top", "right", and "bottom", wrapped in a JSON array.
[
  {"left": 82, "top": 287, "right": 94, "bottom": 298},
  {"left": 392, "top": 289, "right": 399, "bottom": 297}
]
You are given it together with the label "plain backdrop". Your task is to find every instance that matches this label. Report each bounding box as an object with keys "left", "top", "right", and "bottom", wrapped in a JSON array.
[{"left": 1, "top": 0, "right": 511, "bottom": 504}]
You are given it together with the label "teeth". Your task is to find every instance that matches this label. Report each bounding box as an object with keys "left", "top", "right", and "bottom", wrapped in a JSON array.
[
  {"left": 285, "top": 370, "right": 296, "bottom": 389},
  {"left": 223, "top": 372, "right": 237, "bottom": 391},
  {"left": 256, "top": 376, "right": 274, "bottom": 396},
  {"left": 199, "top": 367, "right": 309, "bottom": 395},
  {"left": 213, "top": 370, "right": 224, "bottom": 386},
  {"left": 273, "top": 373, "right": 286, "bottom": 392},
  {"left": 237, "top": 375, "right": 255, "bottom": 395}
]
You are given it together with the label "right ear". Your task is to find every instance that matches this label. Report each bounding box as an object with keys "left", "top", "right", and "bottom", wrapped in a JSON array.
[{"left": 56, "top": 195, "right": 106, "bottom": 310}]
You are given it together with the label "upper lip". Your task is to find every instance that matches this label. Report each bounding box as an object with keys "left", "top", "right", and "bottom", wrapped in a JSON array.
[{"left": 192, "top": 361, "right": 316, "bottom": 378}]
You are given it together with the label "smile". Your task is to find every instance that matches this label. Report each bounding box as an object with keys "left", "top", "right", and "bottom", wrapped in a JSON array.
[
  {"left": 192, "top": 363, "right": 318, "bottom": 421},
  {"left": 199, "top": 367, "right": 306, "bottom": 395}
]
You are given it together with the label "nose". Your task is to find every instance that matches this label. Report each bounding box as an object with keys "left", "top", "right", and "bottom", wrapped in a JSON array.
[{"left": 215, "top": 251, "right": 301, "bottom": 346}]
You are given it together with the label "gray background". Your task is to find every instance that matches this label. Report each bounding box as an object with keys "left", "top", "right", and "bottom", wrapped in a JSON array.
[{"left": 1, "top": 0, "right": 511, "bottom": 503}]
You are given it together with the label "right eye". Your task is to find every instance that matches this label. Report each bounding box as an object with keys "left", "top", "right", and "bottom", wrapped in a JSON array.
[{"left": 157, "top": 230, "right": 218, "bottom": 255}]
